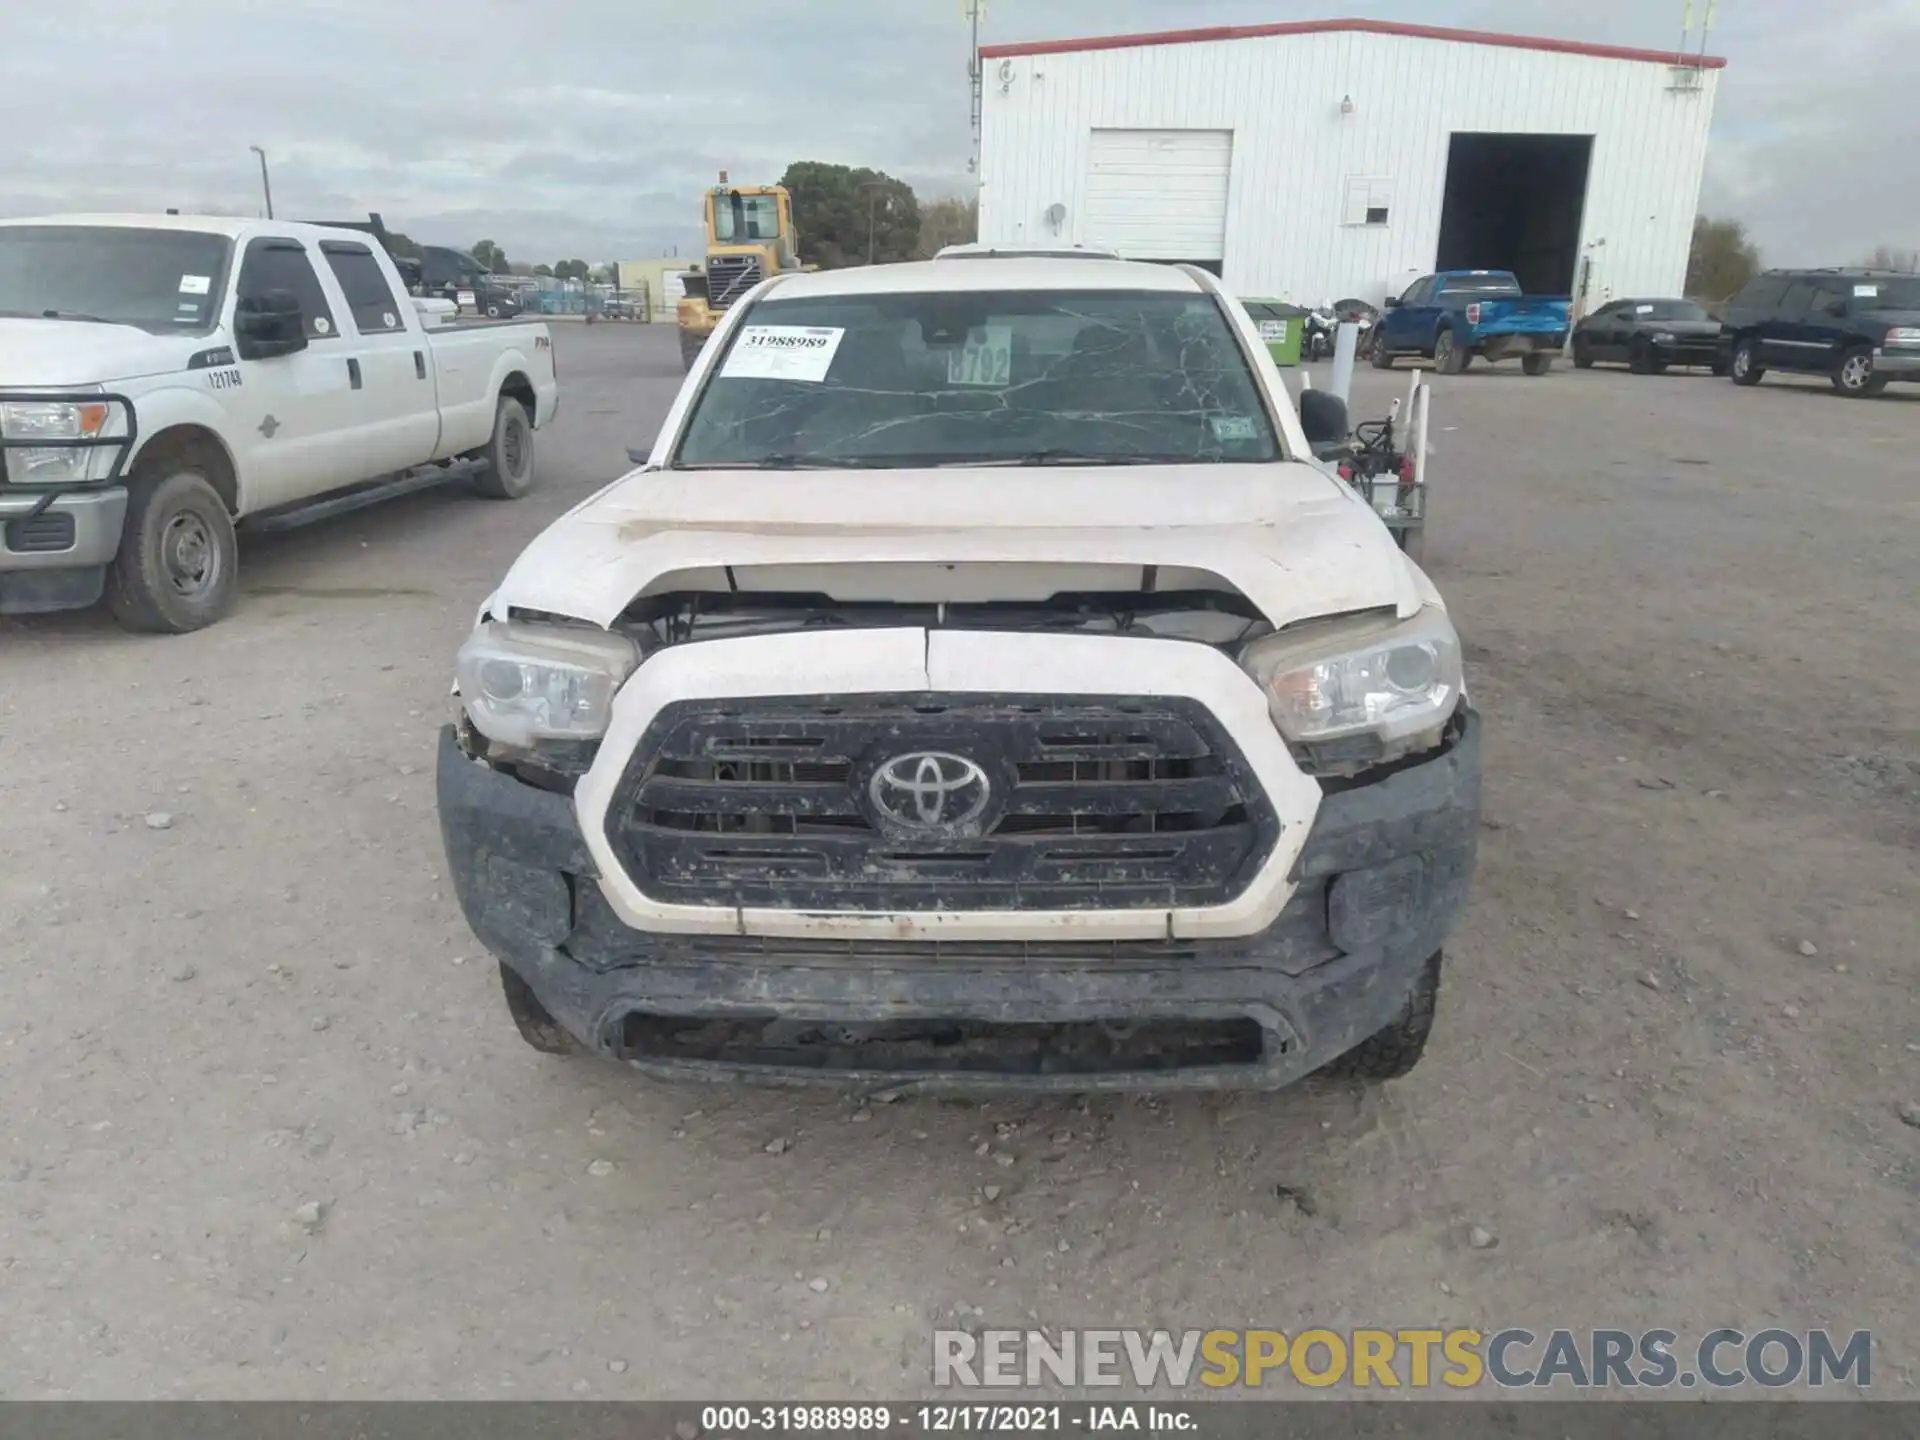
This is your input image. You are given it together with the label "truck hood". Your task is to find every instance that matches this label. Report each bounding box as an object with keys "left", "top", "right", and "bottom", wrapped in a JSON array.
[
  {"left": 489, "top": 463, "right": 1423, "bottom": 631},
  {"left": 0, "top": 318, "right": 206, "bottom": 387}
]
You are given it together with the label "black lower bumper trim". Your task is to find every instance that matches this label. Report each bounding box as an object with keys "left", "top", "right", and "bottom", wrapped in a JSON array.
[{"left": 436, "top": 711, "right": 1481, "bottom": 1091}]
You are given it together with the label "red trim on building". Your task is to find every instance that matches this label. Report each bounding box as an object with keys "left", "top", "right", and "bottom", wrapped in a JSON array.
[{"left": 977, "top": 18, "right": 1727, "bottom": 70}]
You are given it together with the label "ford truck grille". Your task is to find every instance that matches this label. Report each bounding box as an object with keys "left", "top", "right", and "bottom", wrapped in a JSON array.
[
  {"left": 608, "top": 694, "right": 1280, "bottom": 911},
  {"left": 705, "top": 254, "right": 763, "bottom": 310}
]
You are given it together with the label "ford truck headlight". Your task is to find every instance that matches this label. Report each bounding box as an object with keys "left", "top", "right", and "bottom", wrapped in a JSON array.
[
  {"left": 454, "top": 621, "right": 639, "bottom": 747},
  {"left": 1240, "top": 605, "right": 1463, "bottom": 756},
  {"left": 1, "top": 399, "right": 127, "bottom": 485}
]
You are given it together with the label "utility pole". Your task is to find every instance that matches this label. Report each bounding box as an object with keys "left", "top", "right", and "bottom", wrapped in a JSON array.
[
  {"left": 966, "top": 0, "right": 985, "bottom": 175},
  {"left": 249, "top": 145, "right": 274, "bottom": 219},
  {"left": 859, "top": 179, "right": 888, "bottom": 265}
]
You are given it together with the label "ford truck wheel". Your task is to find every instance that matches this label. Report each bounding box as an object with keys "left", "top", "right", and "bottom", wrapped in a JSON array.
[
  {"left": 1730, "top": 338, "right": 1764, "bottom": 386},
  {"left": 1434, "top": 329, "right": 1467, "bottom": 375},
  {"left": 1324, "top": 951, "right": 1441, "bottom": 1082},
  {"left": 1369, "top": 337, "right": 1395, "bottom": 369},
  {"left": 473, "top": 395, "right": 534, "bottom": 499},
  {"left": 106, "top": 468, "right": 238, "bottom": 634}
]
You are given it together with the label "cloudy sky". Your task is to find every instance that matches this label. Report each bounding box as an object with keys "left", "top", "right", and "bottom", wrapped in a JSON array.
[{"left": 5, "top": 1, "right": 1914, "bottom": 267}]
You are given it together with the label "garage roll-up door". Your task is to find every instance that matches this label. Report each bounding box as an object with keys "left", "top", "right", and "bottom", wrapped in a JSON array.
[{"left": 1084, "top": 129, "right": 1234, "bottom": 262}]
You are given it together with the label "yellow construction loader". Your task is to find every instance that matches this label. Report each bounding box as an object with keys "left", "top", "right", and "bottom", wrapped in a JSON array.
[{"left": 675, "top": 174, "right": 801, "bottom": 372}]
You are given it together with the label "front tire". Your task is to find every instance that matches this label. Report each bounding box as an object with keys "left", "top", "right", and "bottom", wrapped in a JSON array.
[
  {"left": 1730, "top": 337, "right": 1764, "bottom": 386},
  {"left": 472, "top": 395, "right": 534, "bottom": 499},
  {"left": 1833, "top": 346, "right": 1888, "bottom": 398},
  {"left": 1628, "top": 339, "right": 1664, "bottom": 375},
  {"left": 1434, "top": 329, "right": 1467, "bottom": 375},
  {"left": 1572, "top": 336, "right": 1595, "bottom": 369},
  {"left": 1324, "top": 952, "right": 1441, "bottom": 1082},
  {"left": 1369, "top": 335, "right": 1395, "bottom": 370},
  {"left": 499, "top": 963, "right": 583, "bottom": 1055},
  {"left": 106, "top": 468, "right": 239, "bottom": 634}
]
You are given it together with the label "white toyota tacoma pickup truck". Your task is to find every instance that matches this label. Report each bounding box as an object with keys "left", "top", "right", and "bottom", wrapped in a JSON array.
[
  {"left": 0, "top": 215, "right": 558, "bottom": 631},
  {"left": 437, "top": 255, "right": 1480, "bottom": 1093}
]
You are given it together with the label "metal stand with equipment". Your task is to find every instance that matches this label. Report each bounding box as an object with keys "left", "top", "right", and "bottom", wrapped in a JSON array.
[{"left": 1297, "top": 327, "right": 1431, "bottom": 566}]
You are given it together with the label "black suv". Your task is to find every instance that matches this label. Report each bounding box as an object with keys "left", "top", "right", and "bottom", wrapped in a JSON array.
[{"left": 1720, "top": 268, "right": 1920, "bottom": 397}]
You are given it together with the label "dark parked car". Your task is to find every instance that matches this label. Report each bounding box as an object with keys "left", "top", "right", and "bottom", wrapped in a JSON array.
[
  {"left": 1719, "top": 268, "right": 1920, "bottom": 398},
  {"left": 1571, "top": 298, "right": 1724, "bottom": 374}
]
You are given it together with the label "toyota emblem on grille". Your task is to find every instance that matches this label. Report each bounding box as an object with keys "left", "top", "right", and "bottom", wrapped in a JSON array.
[{"left": 868, "top": 752, "right": 992, "bottom": 834}]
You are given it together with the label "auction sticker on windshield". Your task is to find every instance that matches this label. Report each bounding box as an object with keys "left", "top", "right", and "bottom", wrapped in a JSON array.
[
  {"left": 723, "top": 325, "right": 847, "bottom": 382},
  {"left": 948, "top": 325, "right": 1012, "bottom": 387}
]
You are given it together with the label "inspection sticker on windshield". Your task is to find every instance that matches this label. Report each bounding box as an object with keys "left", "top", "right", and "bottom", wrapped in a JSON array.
[
  {"left": 1854, "top": 284, "right": 1880, "bottom": 298},
  {"left": 1210, "top": 415, "right": 1258, "bottom": 441},
  {"left": 1635, "top": 304, "right": 1655, "bottom": 313},
  {"left": 179, "top": 275, "right": 211, "bottom": 295},
  {"left": 948, "top": 325, "right": 1012, "bottom": 386},
  {"left": 723, "top": 325, "right": 847, "bottom": 382}
]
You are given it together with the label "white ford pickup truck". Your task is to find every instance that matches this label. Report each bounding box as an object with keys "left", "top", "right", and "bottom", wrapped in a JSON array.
[
  {"left": 0, "top": 215, "right": 558, "bottom": 631},
  {"left": 437, "top": 255, "right": 1480, "bottom": 1095}
]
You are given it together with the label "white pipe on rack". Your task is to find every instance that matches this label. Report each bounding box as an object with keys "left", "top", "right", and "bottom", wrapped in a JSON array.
[{"left": 1328, "top": 321, "right": 1358, "bottom": 404}]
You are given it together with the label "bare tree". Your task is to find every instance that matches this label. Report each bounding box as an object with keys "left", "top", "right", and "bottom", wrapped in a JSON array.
[
  {"left": 1864, "top": 245, "right": 1919, "bottom": 273},
  {"left": 1686, "top": 216, "right": 1761, "bottom": 301},
  {"left": 915, "top": 195, "right": 980, "bottom": 258}
]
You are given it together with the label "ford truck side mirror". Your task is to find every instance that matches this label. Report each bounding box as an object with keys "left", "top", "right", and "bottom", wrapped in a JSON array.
[
  {"left": 1297, "top": 389, "right": 1350, "bottom": 449},
  {"left": 1383, "top": 295, "right": 1402, "bottom": 308},
  {"left": 235, "top": 288, "right": 308, "bottom": 360}
]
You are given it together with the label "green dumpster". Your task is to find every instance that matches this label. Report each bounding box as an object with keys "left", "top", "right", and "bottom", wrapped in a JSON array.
[{"left": 1242, "top": 300, "right": 1309, "bottom": 367}]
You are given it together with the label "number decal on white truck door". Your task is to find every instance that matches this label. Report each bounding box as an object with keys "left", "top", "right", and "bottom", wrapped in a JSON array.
[{"left": 206, "top": 368, "right": 244, "bottom": 390}]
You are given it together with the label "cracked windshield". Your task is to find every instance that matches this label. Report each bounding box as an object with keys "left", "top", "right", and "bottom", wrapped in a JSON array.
[{"left": 675, "top": 290, "right": 1282, "bottom": 468}]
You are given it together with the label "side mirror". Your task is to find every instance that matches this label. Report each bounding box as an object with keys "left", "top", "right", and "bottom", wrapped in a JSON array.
[
  {"left": 626, "top": 446, "right": 652, "bottom": 466},
  {"left": 234, "top": 288, "right": 308, "bottom": 360},
  {"left": 1383, "top": 296, "right": 1402, "bottom": 309},
  {"left": 1297, "top": 389, "right": 1350, "bottom": 448}
]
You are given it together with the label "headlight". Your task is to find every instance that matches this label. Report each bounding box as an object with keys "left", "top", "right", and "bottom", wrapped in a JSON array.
[
  {"left": 1240, "top": 605, "right": 1463, "bottom": 753},
  {"left": 0, "top": 400, "right": 126, "bottom": 485},
  {"left": 454, "top": 621, "right": 640, "bottom": 747}
]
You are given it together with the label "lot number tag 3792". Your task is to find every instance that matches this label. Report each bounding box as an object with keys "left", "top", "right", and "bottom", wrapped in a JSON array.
[{"left": 948, "top": 326, "right": 1013, "bottom": 387}]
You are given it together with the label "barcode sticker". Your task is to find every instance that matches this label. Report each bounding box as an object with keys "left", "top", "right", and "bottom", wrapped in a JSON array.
[{"left": 722, "top": 325, "right": 847, "bottom": 382}]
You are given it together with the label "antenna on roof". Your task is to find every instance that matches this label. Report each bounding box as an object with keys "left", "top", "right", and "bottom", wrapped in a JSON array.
[
  {"left": 1677, "top": 0, "right": 1692, "bottom": 61},
  {"left": 1698, "top": 0, "right": 1716, "bottom": 58}
]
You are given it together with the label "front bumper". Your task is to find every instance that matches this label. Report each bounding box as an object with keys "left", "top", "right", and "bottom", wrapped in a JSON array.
[
  {"left": 0, "top": 487, "right": 128, "bottom": 614},
  {"left": 436, "top": 711, "right": 1482, "bottom": 1091},
  {"left": 1652, "top": 339, "right": 1722, "bottom": 366}
]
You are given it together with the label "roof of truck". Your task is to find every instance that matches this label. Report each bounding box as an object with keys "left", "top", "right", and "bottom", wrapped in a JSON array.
[
  {"left": 0, "top": 214, "right": 270, "bottom": 237},
  {"left": 764, "top": 256, "right": 1204, "bottom": 299}
]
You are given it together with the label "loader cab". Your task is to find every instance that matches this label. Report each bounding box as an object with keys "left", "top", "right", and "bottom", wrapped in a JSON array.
[{"left": 699, "top": 180, "right": 798, "bottom": 311}]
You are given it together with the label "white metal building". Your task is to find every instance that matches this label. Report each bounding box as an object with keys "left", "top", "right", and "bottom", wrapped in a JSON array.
[{"left": 977, "top": 19, "right": 1724, "bottom": 309}]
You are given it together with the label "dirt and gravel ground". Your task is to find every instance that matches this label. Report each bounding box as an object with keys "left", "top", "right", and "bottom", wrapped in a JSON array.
[{"left": 2, "top": 324, "right": 1915, "bottom": 1400}]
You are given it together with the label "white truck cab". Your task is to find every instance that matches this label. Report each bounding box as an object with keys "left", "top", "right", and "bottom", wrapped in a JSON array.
[{"left": 0, "top": 214, "right": 558, "bottom": 632}]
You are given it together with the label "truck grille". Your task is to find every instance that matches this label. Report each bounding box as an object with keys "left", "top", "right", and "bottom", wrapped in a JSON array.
[
  {"left": 705, "top": 254, "right": 763, "bottom": 310},
  {"left": 607, "top": 694, "right": 1279, "bottom": 911}
]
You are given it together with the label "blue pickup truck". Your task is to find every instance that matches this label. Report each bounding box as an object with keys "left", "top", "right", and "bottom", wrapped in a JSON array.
[{"left": 1370, "top": 270, "right": 1571, "bottom": 376}]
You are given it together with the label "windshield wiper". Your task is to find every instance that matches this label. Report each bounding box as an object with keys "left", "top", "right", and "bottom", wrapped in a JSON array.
[
  {"left": 0, "top": 308, "right": 120, "bottom": 324},
  {"left": 969, "top": 450, "right": 1194, "bottom": 467},
  {"left": 680, "top": 453, "right": 896, "bottom": 471}
]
